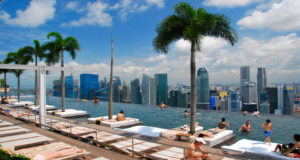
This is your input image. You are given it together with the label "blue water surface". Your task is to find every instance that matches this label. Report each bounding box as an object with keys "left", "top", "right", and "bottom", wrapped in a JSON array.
[{"left": 22, "top": 96, "right": 300, "bottom": 144}]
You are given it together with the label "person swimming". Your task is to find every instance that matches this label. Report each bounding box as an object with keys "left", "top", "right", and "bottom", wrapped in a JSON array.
[
  {"left": 217, "top": 118, "right": 230, "bottom": 130},
  {"left": 184, "top": 110, "right": 190, "bottom": 116},
  {"left": 242, "top": 109, "right": 248, "bottom": 116},
  {"left": 239, "top": 120, "right": 251, "bottom": 133},
  {"left": 252, "top": 109, "right": 260, "bottom": 116},
  {"left": 262, "top": 119, "right": 272, "bottom": 145}
]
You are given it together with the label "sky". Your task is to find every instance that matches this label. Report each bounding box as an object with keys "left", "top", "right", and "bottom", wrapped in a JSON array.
[{"left": 1, "top": 0, "right": 300, "bottom": 88}]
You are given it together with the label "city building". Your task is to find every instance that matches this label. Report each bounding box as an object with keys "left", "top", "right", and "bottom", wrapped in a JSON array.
[
  {"left": 228, "top": 90, "right": 241, "bottom": 112},
  {"left": 80, "top": 74, "right": 99, "bottom": 99},
  {"left": 276, "top": 86, "right": 284, "bottom": 114},
  {"left": 283, "top": 87, "right": 294, "bottom": 115},
  {"left": 240, "top": 66, "right": 250, "bottom": 104},
  {"left": 169, "top": 90, "right": 179, "bottom": 107},
  {"left": 260, "top": 102, "right": 270, "bottom": 114},
  {"left": 154, "top": 73, "right": 168, "bottom": 105},
  {"left": 100, "top": 77, "right": 109, "bottom": 89},
  {"left": 197, "top": 68, "right": 210, "bottom": 104},
  {"left": 141, "top": 74, "right": 151, "bottom": 105},
  {"left": 149, "top": 77, "right": 157, "bottom": 106},
  {"left": 53, "top": 79, "right": 61, "bottom": 97},
  {"left": 122, "top": 81, "right": 130, "bottom": 103},
  {"left": 65, "top": 76, "right": 74, "bottom": 98},
  {"left": 73, "top": 79, "right": 79, "bottom": 98},
  {"left": 257, "top": 67, "right": 267, "bottom": 96},
  {"left": 130, "top": 78, "right": 142, "bottom": 104},
  {"left": 113, "top": 76, "right": 121, "bottom": 102},
  {"left": 265, "top": 87, "right": 278, "bottom": 114}
]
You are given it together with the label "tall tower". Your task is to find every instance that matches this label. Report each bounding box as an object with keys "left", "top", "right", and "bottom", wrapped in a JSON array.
[
  {"left": 141, "top": 74, "right": 151, "bottom": 105},
  {"left": 257, "top": 67, "right": 267, "bottom": 94},
  {"left": 240, "top": 66, "right": 250, "bottom": 104},
  {"left": 197, "top": 68, "right": 209, "bottom": 103},
  {"left": 154, "top": 73, "right": 168, "bottom": 105}
]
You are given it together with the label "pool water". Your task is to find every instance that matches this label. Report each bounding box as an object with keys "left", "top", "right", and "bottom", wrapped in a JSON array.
[{"left": 22, "top": 96, "right": 300, "bottom": 144}]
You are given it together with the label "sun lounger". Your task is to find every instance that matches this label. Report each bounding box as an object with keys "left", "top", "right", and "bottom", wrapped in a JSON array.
[
  {"left": 12, "top": 101, "right": 34, "bottom": 107},
  {"left": 221, "top": 139, "right": 298, "bottom": 160},
  {"left": 173, "top": 125, "right": 203, "bottom": 133},
  {"left": 81, "top": 131, "right": 125, "bottom": 144},
  {"left": 47, "top": 109, "right": 89, "bottom": 118},
  {"left": 88, "top": 115, "right": 141, "bottom": 128},
  {"left": 110, "top": 138, "right": 147, "bottom": 154},
  {"left": 118, "top": 125, "right": 167, "bottom": 137},
  {"left": 93, "top": 157, "right": 110, "bottom": 160},
  {"left": 60, "top": 125, "right": 96, "bottom": 136},
  {"left": 0, "top": 133, "right": 43, "bottom": 143},
  {"left": 202, "top": 129, "right": 234, "bottom": 147},
  {"left": 0, "top": 126, "right": 29, "bottom": 137},
  {"left": 0, "top": 121, "right": 13, "bottom": 127},
  {"left": 149, "top": 147, "right": 184, "bottom": 160},
  {"left": 28, "top": 105, "right": 56, "bottom": 111},
  {"left": 0, "top": 136, "right": 53, "bottom": 149}
]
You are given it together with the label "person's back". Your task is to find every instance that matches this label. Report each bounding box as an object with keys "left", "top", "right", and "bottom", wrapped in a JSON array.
[
  {"left": 262, "top": 119, "right": 272, "bottom": 145},
  {"left": 218, "top": 118, "right": 229, "bottom": 130}
]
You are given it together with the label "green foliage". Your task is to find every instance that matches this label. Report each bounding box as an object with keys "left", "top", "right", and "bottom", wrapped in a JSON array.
[
  {"left": 0, "top": 79, "right": 4, "bottom": 86},
  {"left": 0, "top": 149, "right": 30, "bottom": 160}
]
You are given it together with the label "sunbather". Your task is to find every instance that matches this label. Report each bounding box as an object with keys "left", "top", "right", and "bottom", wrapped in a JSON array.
[
  {"left": 239, "top": 120, "right": 251, "bottom": 132},
  {"left": 117, "top": 110, "right": 125, "bottom": 121},
  {"left": 34, "top": 148, "right": 84, "bottom": 160},
  {"left": 262, "top": 119, "right": 272, "bottom": 145},
  {"left": 18, "top": 112, "right": 32, "bottom": 117},
  {"left": 283, "top": 134, "right": 300, "bottom": 158},
  {"left": 217, "top": 118, "right": 230, "bottom": 130},
  {"left": 185, "top": 138, "right": 209, "bottom": 160},
  {"left": 274, "top": 143, "right": 295, "bottom": 154}
]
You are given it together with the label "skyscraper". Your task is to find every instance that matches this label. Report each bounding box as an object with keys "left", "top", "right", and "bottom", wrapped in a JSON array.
[
  {"left": 257, "top": 67, "right": 267, "bottom": 94},
  {"left": 196, "top": 68, "right": 209, "bottom": 103},
  {"left": 265, "top": 87, "right": 278, "bottom": 114},
  {"left": 80, "top": 74, "right": 99, "bottom": 99},
  {"left": 154, "top": 73, "right": 168, "bottom": 105},
  {"left": 228, "top": 90, "right": 241, "bottom": 112},
  {"left": 65, "top": 76, "right": 74, "bottom": 98},
  {"left": 240, "top": 66, "right": 250, "bottom": 104},
  {"left": 276, "top": 85, "right": 284, "bottom": 114},
  {"left": 283, "top": 86, "right": 294, "bottom": 115},
  {"left": 53, "top": 80, "right": 62, "bottom": 97},
  {"left": 149, "top": 77, "right": 157, "bottom": 106},
  {"left": 113, "top": 76, "right": 121, "bottom": 102},
  {"left": 130, "top": 78, "right": 142, "bottom": 104},
  {"left": 141, "top": 74, "right": 151, "bottom": 105},
  {"left": 122, "top": 81, "right": 130, "bottom": 103}
]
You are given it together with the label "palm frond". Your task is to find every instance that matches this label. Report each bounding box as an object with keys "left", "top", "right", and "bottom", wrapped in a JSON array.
[{"left": 64, "top": 36, "right": 80, "bottom": 59}]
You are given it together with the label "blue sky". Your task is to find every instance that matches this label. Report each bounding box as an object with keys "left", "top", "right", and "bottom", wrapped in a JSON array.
[{"left": 1, "top": 0, "right": 300, "bottom": 88}]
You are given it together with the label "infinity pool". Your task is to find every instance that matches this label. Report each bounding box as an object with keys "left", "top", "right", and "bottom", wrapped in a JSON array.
[{"left": 22, "top": 96, "right": 300, "bottom": 144}]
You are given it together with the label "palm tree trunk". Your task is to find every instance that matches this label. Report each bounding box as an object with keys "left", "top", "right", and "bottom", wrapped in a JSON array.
[
  {"left": 190, "top": 42, "right": 196, "bottom": 134},
  {"left": 108, "top": 35, "right": 114, "bottom": 119},
  {"left": 18, "top": 74, "right": 20, "bottom": 102},
  {"left": 4, "top": 71, "right": 7, "bottom": 100},
  {"left": 61, "top": 50, "right": 65, "bottom": 112},
  {"left": 35, "top": 55, "right": 38, "bottom": 106}
]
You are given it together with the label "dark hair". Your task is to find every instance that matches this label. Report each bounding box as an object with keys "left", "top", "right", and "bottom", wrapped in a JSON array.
[
  {"left": 198, "top": 133, "right": 205, "bottom": 137},
  {"left": 246, "top": 120, "right": 250, "bottom": 123},
  {"left": 294, "top": 134, "right": 300, "bottom": 141},
  {"left": 288, "top": 143, "right": 294, "bottom": 148},
  {"left": 222, "top": 118, "right": 226, "bottom": 122},
  {"left": 254, "top": 109, "right": 258, "bottom": 112},
  {"left": 185, "top": 110, "right": 187, "bottom": 112},
  {"left": 120, "top": 110, "right": 124, "bottom": 114},
  {"left": 266, "top": 119, "right": 271, "bottom": 123}
]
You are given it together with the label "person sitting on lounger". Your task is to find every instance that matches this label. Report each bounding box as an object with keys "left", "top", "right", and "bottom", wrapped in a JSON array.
[
  {"left": 262, "top": 119, "right": 272, "bottom": 145},
  {"left": 185, "top": 137, "right": 209, "bottom": 160},
  {"left": 117, "top": 110, "right": 125, "bottom": 121},
  {"left": 239, "top": 120, "right": 251, "bottom": 133},
  {"left": 274, "top": 143, "right": 296, "bottom": 154},
  {"left": 283, "top": 134, "right": 300, "bottom": 158},
  {"left": 34, "top": 148, "right": 84, "bottom": 160},
  {"left": 218, "top": 118, "right": 230, "bottom": 130}
]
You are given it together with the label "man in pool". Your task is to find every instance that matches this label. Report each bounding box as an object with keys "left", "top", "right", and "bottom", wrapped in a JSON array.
[
  {"left": 184, "top": 110, "right": 190, "bottom": 117},
  {"left": 218, "top": 118, "right": 230, "bottom": 130},
  {"left": 262, "top": 119, "right": 272, "bottom": 145},
  {"left": 185, "top": 137, "right": 209, "bottom": 160},
  {"left": 283, "top": 134, "right": 300, "bottom": 158},
  {"left": 239, "top": 120, "right": 251, "bottom": 132}
]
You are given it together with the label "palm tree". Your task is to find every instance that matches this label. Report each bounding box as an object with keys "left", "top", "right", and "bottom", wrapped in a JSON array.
[
  {"left": 5, "top": 47, "right": 34, "bottom": 102},
  {"left": 43, "top": 32, "right": 80, "bottom": 112},
  {"left": 153, "top": 2, "right": 237, "bottom": 134}
]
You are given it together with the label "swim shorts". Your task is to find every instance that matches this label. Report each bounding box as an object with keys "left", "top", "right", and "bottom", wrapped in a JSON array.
[
  {"left": 295, "top": 153, "right": 300, "bottom": 158},
  {"left": 264, "top": 131, "right": 271, "bottom": 138}
]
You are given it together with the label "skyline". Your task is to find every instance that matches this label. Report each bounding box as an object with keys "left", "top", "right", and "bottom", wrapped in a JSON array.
[{"left": 1, "top": 0, "right": 300, "bottom": 87}]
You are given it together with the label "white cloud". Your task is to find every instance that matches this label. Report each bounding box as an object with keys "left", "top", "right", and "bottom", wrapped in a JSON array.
[
  {"left": 238, "top": 0, "right": 300, "bottom": 31},
  {"left": 144, "top": 54, "right": 167, "bottom": 62},
  {"left": 145, "top": 0, "right": 165, "bottom": 8},
  {"left": 66, "top": 1, "right": 78, "bottom": 10},
  {"left": 0, "top": 0, "right": 56, "bottom": 27},
  {"left": 61, "top": 1, "right": 112, "bottom": 27},
  {"left": 203, "top": 0, "right": 260, "bottom": 8}
]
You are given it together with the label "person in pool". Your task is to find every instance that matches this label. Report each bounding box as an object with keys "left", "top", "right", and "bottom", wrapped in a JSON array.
[
  {"left": 252, "top": 109, "right": 260, "bottom": 116},
  {"left": 262, "top": 119, "right": 272, "bottom": 145},
  {"left": 239, "top": 120, "right": 251, "bottom": 132},
  {"left": 184, "top": 110, "right": 190, "bottom": 117},
  {"left": 283, "top": 134, "right": 300, "bottom": 158},
  {"left": 242, "top": 109, "right": 248, "bottom": 116},
  {"left": 217, "top": 118, "right": 230, "bottom": 130}
]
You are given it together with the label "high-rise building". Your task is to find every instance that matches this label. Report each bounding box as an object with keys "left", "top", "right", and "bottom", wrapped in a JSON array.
[
  {"left": 53, "top": 80, "right": 62, "bottom": 97},
  {"left": 130, "top": 78, "right": 142, "bottom": 104},
  {"left": 228, "top": 90, "right": 241, "bottom": 112},
  {"left": 122, "top": 81, "right": 130, "bottom": 103},
  {"left": 283, "top": 87, "right": 294, "bottom": 115},
  {"left": 65, "top": 76, "right": 74, "bottom": 98},
  {"left": 154, "top": 73, "right": 168, "bottom": 105},
  {"left": 265, "top": 87, "right": 278, "bottom": 114},
  {"left": 149, "top": 77, "right": 157, "bottom": 106},
  {"left": 197, "top": 68, "right": 209, "bottom": 103},
  {"left": 177, "top": 90, "right": 188, "bottom": 107},
  {"left": 141, "top": 74, "right": 151, "bottom": 105},
  {"left": 169, "top": 90, "right": 179, "bottom": 107},
  {"left": 73, "top": 79, "right": 79, "bottom": 98},
  {"left": 80, "top": 74, "right": 99, "bottom": 99},
  {"left": 257, "top": 67, "right": 267, "bottom": 94},
  {"left": 260, "top": 102, "right": 270, "bottom": 114},
  {"left": 100, "top": 77, "right": 109, "bottom": 89},
  {"left": 113, "top": 76, "right": 121, "bottom": 102},
  {"left": 240, "top": 66, "right": 250, "bottom": 104},
  {"left": 276, "top": 86, "right": 284, "bottom": 114}
]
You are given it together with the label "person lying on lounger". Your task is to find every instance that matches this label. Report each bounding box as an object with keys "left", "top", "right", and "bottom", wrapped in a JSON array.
[
  {"left": 0, "top": 107, "right": 15, "bottom": 115},
  {"left": 34, "top": 148, "right": 84, "bottom": 160},
  {"left": 274, "top": 143, "right": 295, "bottom": 154},
  {"left": 283, "top": 134, "right": 300, "bottom": 158},
  {"left": 117, "top": 110, "right": 125, "bottom": 121},
  {"left": 217, "top": 118, "right": 230, "bottom": 130},
  {"left": 18, "top": 112, "right": 32, "bottom": 117},
  {"left": 185, "top": 137, "right": 209, "bottom": 160},
  {"left": 239, "top": 120, "right": 251, "bottom": 133}
]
